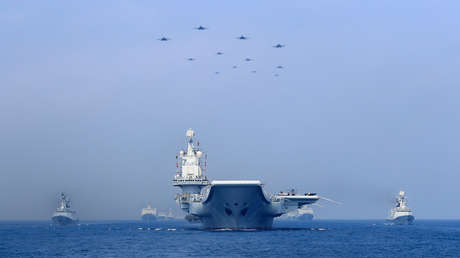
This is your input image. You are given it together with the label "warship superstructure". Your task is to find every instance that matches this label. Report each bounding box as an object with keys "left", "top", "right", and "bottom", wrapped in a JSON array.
[
  {"left": 173, "top": 129, "right": 320, "bottom": 229},
  {"left": 386, "top": 190, "right": 414, "bottom": 225},
  {"left": 141, "top": 204, "right": 157, "bottom": 222},
  {"left": 51, "top": 192, "right": 78, "bottom": 226}
]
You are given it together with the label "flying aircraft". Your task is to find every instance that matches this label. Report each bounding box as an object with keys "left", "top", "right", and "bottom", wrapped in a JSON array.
[
  {"left": 274, "top": 74, "right": 279, "bottom": 77},
  {"left": 187, "top": 58, "right": 195, "bottom": 61},
  {"left": 273, "top": 44, "right": 285, "bottom": 48},
  {"left": 232, "top": 65, "right": 237, "bottom": 69},
  {"left": 215, "top": 72, "right": 220, "bottom": 75},
  {"left": 276, "top": 65, "right": 284, "bottom": 69},
  {"left": 195, "top": 25, "right": 207, "bottom": 30},
  {"left": 244, "top": 58, "right": 253, "bottom": 62},
  {"left": 251, "top": 70, "right": 257, "bottom": 73},
  {"left": 158, "top": 37, "right": 171, "bottom": 41},
  {"left": 236, "top": 35, "right": 249, "bottom": 40},
  {"left": 216, "top": 52, "right": 224, "bottom": 55}
]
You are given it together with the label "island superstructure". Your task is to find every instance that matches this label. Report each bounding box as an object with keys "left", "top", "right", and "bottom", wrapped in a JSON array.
[
  {"left": 141, "top": 204, "right": 157, "bottom": 222},
  {"left": 52, "top": 192, "right": 78, "bottom": 226},
  {"left": 173, "top": 129, "right": 320, "bottom": 229},
  {"left": 386, "top": 190, "right": 415, "bottom": 225}
]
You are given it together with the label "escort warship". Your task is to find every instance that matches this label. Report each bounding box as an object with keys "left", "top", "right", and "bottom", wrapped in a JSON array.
[
  {"left": 173, "top": 129, "right": 320, "bottom": 229},
  {"left": 386, "top": 190, "right": 415, "bottom": 225},
  {"left": 51, "top": 192, "right": 78, "bottom": 226},
  {"left": 284, "top": 205, "right": 314, "bottom": 221},
  {"left": 141, "top": 204, "right": 157, "bottom": 222}
]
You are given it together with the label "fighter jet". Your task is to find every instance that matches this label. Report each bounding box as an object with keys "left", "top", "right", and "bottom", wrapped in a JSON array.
[
  {"left": 195, "top": 25, "right": 207, "bottom": 30},
  {"left": 158, "top": 37, "right": 171, "bottom": 41},
  {"left": 216, "top": 52, "right": 224, "bottom": 55},
  {"left": 244, "top": 58, "right": 253, "bottom": 62},
  {"left": 236, "top": 35, "right": 249, "bottom": 40},
  {"left": 215, "top": 72, "right": 220, "bottom": 75},
  {"left": 276, "top": 65, "right": 284, "bottom": 69},
  {"left": 186, "top": 58, "right": 195, "bottom": 61},
  {"left": 274, "top": 74, "right": 279, "bottom": 77},
  {"left": 232, "top": 65, "right": 238, "bottom": 69},
  {"left": 273, "top": 44, "right": 285, "bottom": 48},
  {"left": 251, "top": 70, "right": 257, "bottom": 73}
]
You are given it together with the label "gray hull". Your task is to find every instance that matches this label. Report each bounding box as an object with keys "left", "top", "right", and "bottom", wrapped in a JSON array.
[
  {"left": 193, "top": 184, "right": 278, "bottom": 229},
  {"left": 387, "top": 215, "right": 414, "bottom": 225},
  {"left": 52, "top": 215, "right": 77, "bottom": 226},
  {"left": 141, "top": 214, "right": 156, "bottom": 222}
]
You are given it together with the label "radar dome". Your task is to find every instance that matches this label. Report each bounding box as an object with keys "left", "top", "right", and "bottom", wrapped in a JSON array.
[{"left": 186, "top": 129, "right": 195, "bottom": 137}]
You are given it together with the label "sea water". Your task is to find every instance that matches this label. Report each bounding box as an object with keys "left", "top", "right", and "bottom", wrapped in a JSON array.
[{"left": 1, "top": 220, "right": 459, "bottom": 257}]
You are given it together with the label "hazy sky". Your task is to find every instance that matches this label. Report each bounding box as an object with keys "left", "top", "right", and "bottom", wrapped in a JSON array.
[{"left": 1, "top": 1, "right": 460, "bottom": 220}]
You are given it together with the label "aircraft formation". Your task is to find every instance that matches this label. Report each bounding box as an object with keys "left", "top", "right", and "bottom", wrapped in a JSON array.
[{"left": 157, "top": 25, "right": 285, "bottom": 77}]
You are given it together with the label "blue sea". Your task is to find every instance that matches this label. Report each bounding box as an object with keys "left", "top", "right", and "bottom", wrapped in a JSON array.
[{"left": 1, "top": 220, "right": 459, "bottom": 257}]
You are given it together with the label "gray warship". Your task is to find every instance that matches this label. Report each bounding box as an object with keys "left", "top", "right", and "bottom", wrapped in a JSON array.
[
  {"left": 284, "top": 205, "right": 314, "bottom": 221},
  {"left": 386, "top": 190, "right": 415, "bottom": 225},
  {"left": 173, "top": 129, "right": 320, "bottom": 229},
  {"left": 52, "top": 192, "right": 78, "bottom": 226},
  {"left": 141, "top": 204, "right": 157, "bottom": 222}
]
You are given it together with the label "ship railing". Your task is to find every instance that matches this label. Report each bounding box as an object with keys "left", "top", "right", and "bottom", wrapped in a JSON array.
[
  {"left": 270, "top": 195, "right": 281, "bottom": 202},
  {"left": 173, "top": 177, "right": 209, "bottom": 185},
  {"left": 190, "top": 194, "right": 203, "bottom": 202},
  {"left": 176, "top": 193, "right": 203, "bottom": 202}
]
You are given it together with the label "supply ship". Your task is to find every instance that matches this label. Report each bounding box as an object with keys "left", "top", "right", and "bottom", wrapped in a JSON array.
[
  {"left": 173, "top": 129, "right": 320, "bottom": 229},
  {"left": 51, "top": 192, "right": 78, "bottom": 226},
  {"left": 386, "top": 190, "right": 415, "bottom": 225},
  {"left": 141, "top": 204, "right": 157, "bottom": 222}
]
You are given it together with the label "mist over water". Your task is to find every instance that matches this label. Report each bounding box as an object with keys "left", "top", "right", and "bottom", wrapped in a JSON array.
[{"left": 1, "top": 1, "right": 460, "bottom": 220}]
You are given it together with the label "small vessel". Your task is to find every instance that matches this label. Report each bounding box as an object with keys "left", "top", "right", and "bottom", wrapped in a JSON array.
[
  {"left": 173, "top": 129, "right": 320, "bottom": 229},
  {"left": 51, "top": 192, "right": 78, "bottom": 226},
  {"left": 386, "top": 190, "right": 415, "bottom": 225},
  {"left": 141, "top": 204, "right": 157, "bottom": 222},
  {"left": 285, "top": 205, "right": 314, "bottom": 220}
]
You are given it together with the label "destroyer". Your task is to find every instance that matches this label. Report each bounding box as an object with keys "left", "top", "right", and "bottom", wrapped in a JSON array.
[
  {"left": 173, "top": 129, "right": 320, "bottom": 229},
  {"left": 386, "top": 190, "right": 415, "bottom": 225},
  {"left": 52, "top": 192, "right": 78, "bottom": 226},
  {"left": 284, "top": 205, "right": 314, "bottom": 221},
  {"left": 141, "top": 204, "right": 157, "bottom": 222}
]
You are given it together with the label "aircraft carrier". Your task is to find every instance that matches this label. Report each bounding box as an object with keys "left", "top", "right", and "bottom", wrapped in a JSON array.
[
  {"left": 51, "top": 192, "right": 78, "bottom": 226},
  {"left": 173, "top": 129, "right": 320, "bottom": 229}
]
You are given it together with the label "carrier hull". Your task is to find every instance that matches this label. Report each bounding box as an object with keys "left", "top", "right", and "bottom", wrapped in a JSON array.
[{"left": 193, "top": 184, "right": 277, "bottom": 229}]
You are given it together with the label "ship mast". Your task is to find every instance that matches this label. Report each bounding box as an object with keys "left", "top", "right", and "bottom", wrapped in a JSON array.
[{"left": 396, "top": 190, "right": 408, "bottom": 208}]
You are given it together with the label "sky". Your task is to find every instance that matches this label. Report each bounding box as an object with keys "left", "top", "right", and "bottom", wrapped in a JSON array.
[{"left": 1, "top": 0, "right": 460, "bottom": 220}]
